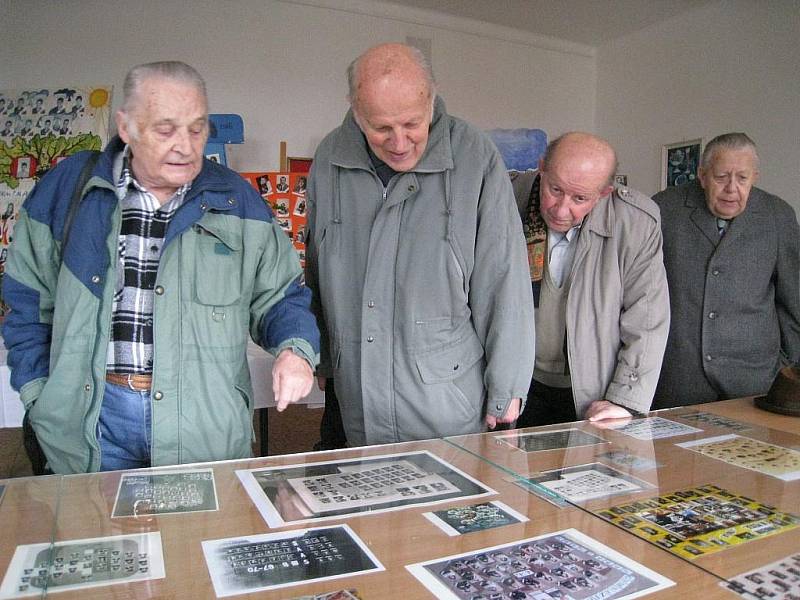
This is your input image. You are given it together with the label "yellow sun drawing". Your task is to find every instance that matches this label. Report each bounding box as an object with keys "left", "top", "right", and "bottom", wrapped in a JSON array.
[{"left": 89, "top": 88, "right": 110, "bottom": 108}]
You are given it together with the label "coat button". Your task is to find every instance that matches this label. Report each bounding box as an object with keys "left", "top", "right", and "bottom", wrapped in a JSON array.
[
  {"left": 154, "top": 285, "right": 165, "bottom": 295},
  {"left": 91, "top": 275, "right": 101, "bottom": 284},
  {"left": 408, "top": 185, "right": 415, "bottom": 192},
  {"left": 200, "top": 201, "right": 208, "bottom": 211},
  {"left": 629, "top": 373, "right": 639, "bottom": 382},
  {"left": 227, "top": 197, "right": 236, "bottom": 206},
  {"left": 712, "top": 269, "right": 720, "bottom": 276},
  {"left": 496, "top": 404, "right": 503, "bottom": 411},
  {"left": 708, "top": 311, "right": 717, "bottom": 319},
  {"left": 153, "top": 391, "right": 163, "bottom": 401},
  {"left": 367, "top": 300, "right": 375, "bottom": 308},
  {"left": 84, "top": 384, "right": 91, "bottom": 392},
  {"left": 705, "top": 354, "right": 713, "bottom": 361},
  {"left": 453, "top": 364, "right": 459, "bottom": 371},
  {"left": 366, "top": 336, "right": 374, "bottom": 343}
]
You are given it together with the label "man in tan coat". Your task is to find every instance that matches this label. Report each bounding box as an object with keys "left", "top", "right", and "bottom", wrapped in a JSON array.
[{"left": 513, "top": 133, "right": 670, "bottom": 427}]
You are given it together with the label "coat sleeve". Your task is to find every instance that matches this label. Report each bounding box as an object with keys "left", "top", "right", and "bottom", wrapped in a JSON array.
[
  {"left": 775, "top": 200, "right": 800, "bottom": 366},
  {"left": 303, "top": 158, "right": 332, "bottom": 377},
  {"left": 469, "top": 150, "right": 535, "bottom": 417},
  {"left": 604, "top": 207, "right": 670, "bottom": 413},
  {"left": 243, "top": 184, "right": 320, "bottom": 369},
  {"left": 2, "top": 204, "right": 59, "bottom": 409}
]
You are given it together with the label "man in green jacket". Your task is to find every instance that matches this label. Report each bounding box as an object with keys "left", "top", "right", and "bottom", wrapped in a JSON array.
[
  {"left": 3, "top": 61, "right": 319, "bottom": 473},
  {"left": 306, "top": 43, "right": 534, "bottom": 446}
]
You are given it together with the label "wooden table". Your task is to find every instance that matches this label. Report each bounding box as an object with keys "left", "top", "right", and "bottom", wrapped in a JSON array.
[{"left": 0, "top": 399, "right": 797, "bottom": 599}]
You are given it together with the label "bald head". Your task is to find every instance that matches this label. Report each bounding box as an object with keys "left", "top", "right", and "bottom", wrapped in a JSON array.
[
  {"left": 347, "top": 43, "right": 435, "bottom": 109},
  {"left": 538, "top": 132, "right": 618, "bottom": 232},
  {"left": 347, "top": 44, "right": 437, "bottom": 171}
]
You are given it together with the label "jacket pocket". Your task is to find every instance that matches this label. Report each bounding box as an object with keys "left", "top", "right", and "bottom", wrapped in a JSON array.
[
  {"left": 192, "top": 219, "right": 243, "bottom": 306},
  {"left": 414, "top": 331, "right": 484, "bottom": 384}
]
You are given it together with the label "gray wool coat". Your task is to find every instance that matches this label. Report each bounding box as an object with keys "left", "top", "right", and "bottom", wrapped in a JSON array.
[
  {"left": 652, "top": 181, "right": 800, "bottom": 407},
  {"left": 305, "top": 97, "right": 535, "bottom": 446}
]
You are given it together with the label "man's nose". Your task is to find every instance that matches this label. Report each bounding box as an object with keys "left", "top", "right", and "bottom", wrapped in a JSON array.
[
  {"left": 388, "top": 127, "right": 408, "bottom": 151},
  {"left": 172, "top": 129, "right": 191, "bottom": 154}
]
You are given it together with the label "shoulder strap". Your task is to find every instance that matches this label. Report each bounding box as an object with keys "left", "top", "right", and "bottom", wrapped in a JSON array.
[{"left": 62, "top": 150, "right": 101, "bottom": 250}]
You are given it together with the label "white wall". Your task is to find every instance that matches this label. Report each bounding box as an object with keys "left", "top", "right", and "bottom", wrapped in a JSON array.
[
  {"left": 596, "top": 0, "right": 800, "bottom": 209},
  {"left": 3, "top": 0, "right": 595, "bottom": 171}
]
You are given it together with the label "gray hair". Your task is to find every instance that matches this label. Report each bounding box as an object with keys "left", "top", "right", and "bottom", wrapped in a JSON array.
[
  {"left": 121, "top": 61, "right": 207, "bottom": 113},
  {"left": 346, "top": 44, "right": 436, "bottom": 106},
  {"left": 701, "top": 132, "right": 759, "bottom": 170}
]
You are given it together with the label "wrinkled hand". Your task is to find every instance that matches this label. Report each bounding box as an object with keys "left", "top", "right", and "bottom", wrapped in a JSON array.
[
  {"left": 485, "top": 398, "right": 521, "bottom": 429},
  {"left": 272, "top": 350, "right": 314, "bottom": 411},
  {"left": 585, "top": 399, "right": 633, "bottom": 428}
]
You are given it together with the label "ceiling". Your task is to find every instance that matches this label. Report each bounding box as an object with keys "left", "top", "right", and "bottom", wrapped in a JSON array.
[{"left": 387, "top": 0, "right": 714, "bottom": 46}]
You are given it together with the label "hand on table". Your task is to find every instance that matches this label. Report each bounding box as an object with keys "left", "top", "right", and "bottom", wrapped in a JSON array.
[
  {"left": 485, "top": 398, "right": 521, "bottom": 429},
  {"left": 272, "top": 349, "right": 314, "bottom": 411}
]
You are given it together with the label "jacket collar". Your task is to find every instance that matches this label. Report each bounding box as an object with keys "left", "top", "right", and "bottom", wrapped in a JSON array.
[
  {"left": 330, "top": 96, "right": 454, "bottom": 173},
  {"left": 684, "top": 180, "right": 763, "bottom": 245}
]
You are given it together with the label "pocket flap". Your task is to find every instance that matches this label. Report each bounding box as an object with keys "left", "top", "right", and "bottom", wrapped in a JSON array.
[{"left": 415, "top": 333, "right": 484, "bottom": 384}]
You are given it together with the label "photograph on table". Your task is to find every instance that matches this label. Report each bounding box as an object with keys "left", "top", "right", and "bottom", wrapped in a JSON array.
[
  {"left": 607, "top": 417, "right": 702, "bottom": 441},
  {"left": 520, "top": 462, "right": 655, "bottom": 506},
  {"left": 495, "top": 427, "right": 609, "bottom": 453},
  {"left": 595, "top": 484, "right": 800, "bottom": 560},
  {"left": 202, "top": 525, "right": 382, "bottom": 598},
  {"left": 423, "top": 500, "right": 529, "bottom": 537},
  {"left": 111, "top": 468, "right": 219, "bottom": 518},
  {"left": 723, "top": 551, "right": 800, "bottom": 599},
  {"left": 406, "top": 527, "right": 674, "bottom": 600},
  {"left": 286, "top": 590, "right": 362, "bottom": 600},
  {"left": 673, "top": 411, "right": 752, "bottom": 433},
  {"left": 676, "top": 434, "right": 800, "bottom": 481},
  {"left": 0, "top": 532, "right": 165, "bottom": 599},
  {"left": 237, "top": 450, "right": 495, "bottom": 528},
  {"left": 599, "top": 450, "right": 662, "bottom": 472}
]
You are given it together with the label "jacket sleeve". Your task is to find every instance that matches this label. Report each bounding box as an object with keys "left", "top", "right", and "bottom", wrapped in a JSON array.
[
  {"left": 2, "top": 205, "right": 59, "bottom": 409},
  {"left": 470, "top": 150, "right": 535, "bottom": 417},
  {"left": 604, "top": 208, "right": 670, "bottom": 413},
  {"left": 775, "top": 200, "right": 800, "bottom": 366},
  {"left": 302, "top": 158, "right": 332, "bottom": 377},
  {"left": 245, "top": 185, "right": 320, "bottom": 369}
]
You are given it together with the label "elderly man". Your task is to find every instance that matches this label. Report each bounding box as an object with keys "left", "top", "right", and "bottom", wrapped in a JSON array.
[
  {"left": 3, "top": 61, "right": 318, "bottom": 474},
  {"left": 513, "top": 133, "right": 670, "bottom": 427},
  {"left": 653, "top": 133, "right": 800, "bottom": 407},
  {"left": 306, "top": 43, "right": 534, "bottom": 446}
]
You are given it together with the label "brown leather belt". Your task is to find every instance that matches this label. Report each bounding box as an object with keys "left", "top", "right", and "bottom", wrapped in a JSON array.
[{"left": 106, "top": 372, "right": 153, "bottom": 391}]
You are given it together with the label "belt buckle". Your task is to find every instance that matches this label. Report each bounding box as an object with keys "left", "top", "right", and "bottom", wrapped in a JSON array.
[{"left": 126, "top": 373, "right": 138, "bottom": 392}]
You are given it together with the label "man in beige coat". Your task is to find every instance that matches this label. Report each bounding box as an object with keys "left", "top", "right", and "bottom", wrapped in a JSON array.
[{"left": 513, "top": 133, "right": 670, "bottom": 427}]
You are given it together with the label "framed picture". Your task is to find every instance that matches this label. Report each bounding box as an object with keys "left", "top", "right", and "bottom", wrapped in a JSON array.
[
  {"left": 661, "top": 139, "right": 702, "bottom": 189},
  {"left": 613, "top": 174, "right": 628, "bottom": 187},
  {"left": 287, "top": 156, "right": 313, "bottom": 173}
]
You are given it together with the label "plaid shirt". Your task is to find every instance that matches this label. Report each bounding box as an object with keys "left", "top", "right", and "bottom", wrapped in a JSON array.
[{"left": 106, "top": 147, "right": 189, "bottom": 374}]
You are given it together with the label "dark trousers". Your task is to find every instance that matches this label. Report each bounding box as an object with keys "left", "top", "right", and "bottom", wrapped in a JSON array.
[
  {"left": 23, "top": 412, "right": 50, "bottom": 475},
  {"left": 516, "top": 379, "right": 577, "bottom": 428},
  {"left": 314, "top": 378, "right": 348, "bottom": 451}
]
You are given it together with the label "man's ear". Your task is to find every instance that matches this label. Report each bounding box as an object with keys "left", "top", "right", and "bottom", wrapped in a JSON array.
[
  {"left": 697, "top": 166, "right": 708, "bottom": 190},
  {"left": 600, "top": 185, "right": 614, "bottom": 198},
  {"left": 116, "top": 110, "right": 131, "bottom": 144}
]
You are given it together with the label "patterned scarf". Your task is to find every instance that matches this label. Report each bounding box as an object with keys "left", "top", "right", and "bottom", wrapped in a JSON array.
[{"left": 523, "top": 173, "right": 548, "bottom": 283}]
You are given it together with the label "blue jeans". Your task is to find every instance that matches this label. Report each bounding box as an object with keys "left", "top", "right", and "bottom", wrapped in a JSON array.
[{"left": 98, "top": 381, "right": 152, "bottom": 471}]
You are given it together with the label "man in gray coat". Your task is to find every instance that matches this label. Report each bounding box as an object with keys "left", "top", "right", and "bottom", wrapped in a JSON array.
[
  {"left": 513, "top": 133, "right": 670, "bottom": 427},
  {"left": 306, "top": 43, "right": 534, "bottom": 446},
  {"left": 653, "top": 133, "right": 800, "bottom": 407}
]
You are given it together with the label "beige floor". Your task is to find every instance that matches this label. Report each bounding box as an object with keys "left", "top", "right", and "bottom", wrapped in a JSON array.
[{"left": 0, "top": 404, "right": 323, "bottom": 479}]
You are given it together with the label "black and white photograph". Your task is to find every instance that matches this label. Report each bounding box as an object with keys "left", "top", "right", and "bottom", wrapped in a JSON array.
[
  {"left": 599, "top": 450, "right": 662, "bottom": 472},
  {"left": 0, "top": 532, "right": 165, "bottom": 598},
  {"left": 674, "top": 411, "right": 752, "bottom": 433},
  {"left": 201, "top": 525, "right": 383, "bottom": 598},
  {"left": 406, "top": 528, "right": 674, "bottom": 600},
  {"left": 424, "top": 500, "right": 528, "bottom": 537},
  {"left": 236, "top": 450, "right": 495, "bottom": 528},
  {"left": 724, "top": 552, "right": 800, "bottom": 599},
  {"left": 496, "top": 428, "right": 609, "bottom": 453},
  {"left": 522, "top": 462, "right": 654, "bottom": 505},
  {"left": 607, "top": 417, "right": 703, "bottom": 441},
  {"left": 111, "top": 468, "right": 218, "bottom": 518}
]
